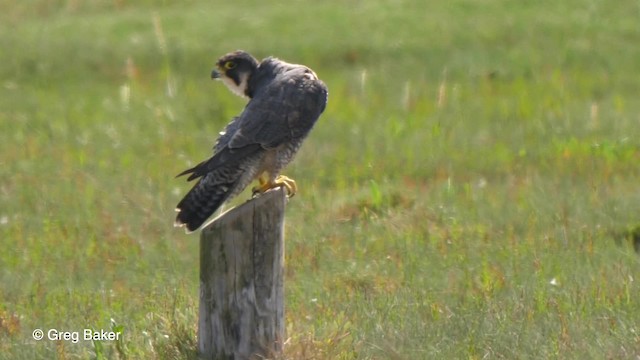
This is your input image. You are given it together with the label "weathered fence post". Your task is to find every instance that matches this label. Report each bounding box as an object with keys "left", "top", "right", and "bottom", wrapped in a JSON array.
[{"left": 198, "top": 188, "right": 286, "bottom": 360}]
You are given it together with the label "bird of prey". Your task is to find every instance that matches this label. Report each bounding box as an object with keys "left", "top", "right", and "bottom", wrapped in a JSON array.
[{"left": 174, "top": 50, "right": 328, "bottom": 232}]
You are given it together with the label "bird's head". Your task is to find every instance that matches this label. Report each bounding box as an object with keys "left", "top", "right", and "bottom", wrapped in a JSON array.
[{"left": 212, "top": 50, "right": 259, "bottom": 98}]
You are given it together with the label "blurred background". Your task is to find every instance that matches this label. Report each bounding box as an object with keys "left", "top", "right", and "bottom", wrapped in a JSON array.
[{"left": 1, "top": 0, "right": 639, "bottom": 358}]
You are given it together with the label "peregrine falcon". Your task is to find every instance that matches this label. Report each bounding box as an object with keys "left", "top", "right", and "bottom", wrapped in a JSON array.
[{"left": 174, "top": 50, "right": 328, "bottom": 232}]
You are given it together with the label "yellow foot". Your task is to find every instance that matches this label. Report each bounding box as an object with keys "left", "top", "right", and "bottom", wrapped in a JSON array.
[
  {"left": 251, "top": 175, "right": 267, "bottom": 197},
  {"left": 252, "top": 175, "right": 297, "bottom": 197}
]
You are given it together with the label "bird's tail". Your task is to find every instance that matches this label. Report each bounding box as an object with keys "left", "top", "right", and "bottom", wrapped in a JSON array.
[
  {"left": 175, "top": 145, "right": 263, "bottom": 232},
  {"left": 174, "top": 175, "right": 236, "bottom": 232}
]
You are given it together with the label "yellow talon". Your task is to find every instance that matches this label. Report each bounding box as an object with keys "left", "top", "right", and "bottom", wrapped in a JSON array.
[
  {"left": 252, "top": 175, "right": 297, "bottom": 197},
  {"left": 275, "top": 175, "right": 297, "bottom": 197}
]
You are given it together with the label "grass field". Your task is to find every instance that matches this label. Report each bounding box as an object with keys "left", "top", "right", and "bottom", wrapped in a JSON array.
[{"left": 1, "top": 0, "right": 640, "bottom": 358}]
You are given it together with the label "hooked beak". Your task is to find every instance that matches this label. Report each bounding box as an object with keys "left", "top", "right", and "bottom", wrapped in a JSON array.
[{"left": 211, "top": 69, "right": 221, "bottom": 79}]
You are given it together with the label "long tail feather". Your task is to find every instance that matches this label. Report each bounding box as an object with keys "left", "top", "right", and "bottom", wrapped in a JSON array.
[
  {"left": 174, "top": 175, "right": 235, "bottom": 232},
  {"left": 174, "top": 145, "right": 263, "bottom": 232}
]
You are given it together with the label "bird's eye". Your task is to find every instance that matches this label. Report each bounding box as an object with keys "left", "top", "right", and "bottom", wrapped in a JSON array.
[{"left": 224, "top": 61, "right": 236, "bottom": 70}]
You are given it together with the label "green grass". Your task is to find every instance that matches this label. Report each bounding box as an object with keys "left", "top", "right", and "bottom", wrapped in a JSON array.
[{"left": 1, "top": 0, "right": 640, "bottom": 358}]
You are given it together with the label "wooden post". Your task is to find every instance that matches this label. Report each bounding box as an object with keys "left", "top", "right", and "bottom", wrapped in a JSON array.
[{"left": 198, "top": 188, "right": 286, "bottom": 360}]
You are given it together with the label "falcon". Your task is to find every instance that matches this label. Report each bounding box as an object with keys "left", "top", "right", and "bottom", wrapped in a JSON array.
[{"left": 174, "top": 50, "right": 328, "bottom": 232}]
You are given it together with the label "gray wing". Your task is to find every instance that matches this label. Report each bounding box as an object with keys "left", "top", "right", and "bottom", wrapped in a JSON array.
[
  {"left": 227, "top": 67, "right": 328, "bottom": 150},
  {"left": 177, "top": 66, "right": 327, "bottom": 181},
  {"left": 213, "top": 116, "right": 240, "bottom": 154}
]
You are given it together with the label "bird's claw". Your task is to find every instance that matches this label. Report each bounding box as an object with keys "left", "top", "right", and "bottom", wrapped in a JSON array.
[
  {"left": 276, "top": 175, "right": 297, "bottom": 197},
  {"left": 252, "top": 175, "right": 297, "bottom": 198}
]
